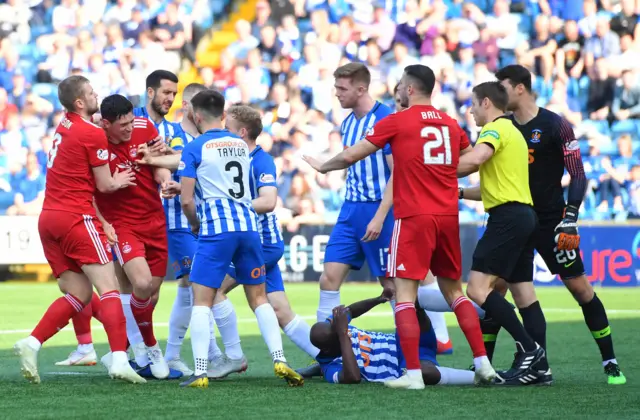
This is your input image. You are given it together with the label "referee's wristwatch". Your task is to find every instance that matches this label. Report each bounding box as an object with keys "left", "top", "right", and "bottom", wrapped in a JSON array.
[{"left": 458, "top": 187, "right": 464, "bottom": 199}]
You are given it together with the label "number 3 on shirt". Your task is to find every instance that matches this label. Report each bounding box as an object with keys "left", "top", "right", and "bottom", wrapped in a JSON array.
[
  {"left": 421, "top": 126, "right": 452, "bottom": 165},
  {"left": 47, "top": 133, "right": 63, "bottom": 169}
]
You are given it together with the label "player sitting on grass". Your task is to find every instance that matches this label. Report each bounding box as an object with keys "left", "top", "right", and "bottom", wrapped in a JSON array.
[{"left": 310, "top": 291, "right": 475, "bottom": 386}]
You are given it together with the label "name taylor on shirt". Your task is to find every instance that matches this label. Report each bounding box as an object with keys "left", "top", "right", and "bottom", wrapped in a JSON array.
[{"left": 205, "top": 140, "right": 247, "bottom": 158}]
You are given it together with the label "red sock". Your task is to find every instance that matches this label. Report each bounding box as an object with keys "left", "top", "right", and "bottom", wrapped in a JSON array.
[
  {"left": 99, "top": 290, "right": 127, "bottom": 352},
  {"left": 452, "top": 296, "right": 487, "bottom": 358},
  {"left": 72, "top": 303, "right": 93, "bottom": 345},
  {"left": 130, "top": 293, "right": 157, "bottom": 347},
  {"left": 32, "top": 294, "right": 84, "bottom": 344},
  {"left": 394, "top": 302, "right": 421, "bottom": 370},
  {"left": 90, "top": 292, "right": 103, "bottom": 324}
]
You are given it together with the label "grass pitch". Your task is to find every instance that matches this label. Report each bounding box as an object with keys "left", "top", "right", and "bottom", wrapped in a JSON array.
[{"left": 0, "top": 282, "right": 638, "bottom": 419}]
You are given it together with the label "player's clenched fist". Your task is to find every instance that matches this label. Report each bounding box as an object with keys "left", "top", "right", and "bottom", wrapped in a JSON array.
[
  {"left": 160, "top": 181, "right": 180, "bottom": 199},
  {"left": 147, "top": 136, "right": 167, "bottom": 155},
  {"left": 113, "top": 167, "right": 136, "bottom": 188},
  {"left": 332, "top": 306, "right": 350, "bottom": 331},
  {"left": 554, "top": 204, "right": 580, "bottom": 250}
]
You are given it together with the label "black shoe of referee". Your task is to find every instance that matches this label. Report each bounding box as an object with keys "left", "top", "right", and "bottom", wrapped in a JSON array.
[{"left": 494, "top": 342, "right": 546, "bottom": 385}]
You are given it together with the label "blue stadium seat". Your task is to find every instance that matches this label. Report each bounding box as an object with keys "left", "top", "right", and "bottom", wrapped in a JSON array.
[
  {"left": 581, "top": 119, "right": 611, "bottom": 138},
  {"left": 611, "top": 120, "right": 638, "bottom": 138},
  {"left": 31, "top": 83, "right": 58, "bottom": 107},
  {"left": 599, "top": 141, "right": 618, "bottom": 155}
]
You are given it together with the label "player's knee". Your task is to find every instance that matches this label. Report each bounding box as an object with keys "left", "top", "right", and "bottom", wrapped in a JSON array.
[
  {"left": 319, "top": 272, "right": 340, "bottom": 291},
  {"left": 178, "top": 275, "right": 191, "bottom": 288},
  {"left": 271, "top": 299, "right": 294, "bottom": 327},
  {"left": 133, "top": 277, "right": 154, "bottom": 298},
  {"left": 494, "top": 278, "right": 508, "bottom": 296},
  {"left": 564, "top": 276, "right": 594, "bottom": 304},
  {"left": 465, "top": 279, "right": 490, "bottom": 304}
]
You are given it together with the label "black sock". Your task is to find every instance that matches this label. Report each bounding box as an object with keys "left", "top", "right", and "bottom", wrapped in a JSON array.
[
  {"left": 519, "top": 301, "right": 549, "bottom": 370},
  {"left": 580, "top": 293, "right": 616, "bottom": 362},
  {"left": 479, "top": 316, "right": 501, "bottom": 363},
  {"left": 481, "top": 291, "right": 536, "bottom": 352}
]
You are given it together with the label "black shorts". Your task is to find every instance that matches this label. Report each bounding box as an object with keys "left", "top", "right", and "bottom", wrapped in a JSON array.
[
  {"left": 472, "top": 202, "right": 538, "bottom": 283},
  {"left": 533, "top": 213, "right": 586, "bottom": 280}
]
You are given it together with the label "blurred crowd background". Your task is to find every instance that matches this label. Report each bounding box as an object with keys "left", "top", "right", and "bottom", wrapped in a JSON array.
[{"left": 0, "top": 0, "right": 639, "bottom": 225}]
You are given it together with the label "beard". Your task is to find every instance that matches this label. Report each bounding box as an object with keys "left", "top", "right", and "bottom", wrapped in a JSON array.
[
  {"left": 87, "top": 102, "right": 99, "bottom": 115},
  {"left": 151, "top": 97, "right": 168, "bottom": 116}
]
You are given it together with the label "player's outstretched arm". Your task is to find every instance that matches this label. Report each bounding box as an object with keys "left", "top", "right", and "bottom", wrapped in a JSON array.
[
  {"left": 304, "top": 140, "right": 380, "bottom": 174},
  {"left": 347, "top": 289, "right": 393, "bottom": 319},
  {"left": 136, "top": 145, "right": 182, "bottom": 171},
  {"left": 457, "top": 144, "right": 495, "bottom": 178},
  {"left": 252, "top": 186, "right": 277, "bottom": 214},
  {"left": 180, "top": 176, "right": 199, "bottom": 234},
  {"left": 332, "top": 306, "right": 361, "bottom": 384},
  {"left": 93, "top": 164, "right": 136, "bottom": 193},
  {"left": 459, "top": 185, "right": 481, "bottom": 201}
]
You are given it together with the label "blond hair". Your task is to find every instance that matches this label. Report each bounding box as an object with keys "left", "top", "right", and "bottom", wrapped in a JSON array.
[{"left": 228, "top": 105, "right": 263, "bottom": 140}]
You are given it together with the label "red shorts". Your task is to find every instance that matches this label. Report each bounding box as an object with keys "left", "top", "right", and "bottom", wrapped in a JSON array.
[
  {"left": 38, "top": 210, "right": 112, "bottom": 278},
  {"left": 387, "top": 214, "right": 461, "bottom": 281},
  {"left": 112, "top": 220, "right": 168, "bottom": 277}
]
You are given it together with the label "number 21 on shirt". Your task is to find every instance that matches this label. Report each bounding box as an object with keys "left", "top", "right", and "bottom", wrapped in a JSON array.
[{"left": 422, "top": 126, "right": 452, "bottom": 165}]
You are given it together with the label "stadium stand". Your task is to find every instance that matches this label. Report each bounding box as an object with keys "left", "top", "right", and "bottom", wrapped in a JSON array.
[{"left": 0, "top": 0, "right": 639, "bottom": 225}]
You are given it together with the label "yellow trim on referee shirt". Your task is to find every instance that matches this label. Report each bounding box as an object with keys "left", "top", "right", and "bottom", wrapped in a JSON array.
[{"left": 477, "top": 118, "right": 533, "bottom": 211}]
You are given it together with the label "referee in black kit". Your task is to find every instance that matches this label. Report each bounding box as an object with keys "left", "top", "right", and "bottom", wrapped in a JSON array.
[
  {"left": 456, "top": 81, "right": 545, "bottom": 386},
  {"left": 492, "top": 65, "right": 626, "bottom": 385}
]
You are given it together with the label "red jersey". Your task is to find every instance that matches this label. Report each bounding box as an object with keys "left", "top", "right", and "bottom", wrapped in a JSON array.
[
  {"left": 94, "top": 117, "right": 163, "bottom": 226},
  {"left": 43, "top": 112, "right": 110, "bottom": 216},
  {"left": 366, "top": 105, "right": 470, "bottom": 218}
]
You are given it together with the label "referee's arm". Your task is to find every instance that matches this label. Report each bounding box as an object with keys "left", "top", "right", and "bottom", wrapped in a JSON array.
[{"left": 457, "top": 143, "right": 495, "bottom": 178}]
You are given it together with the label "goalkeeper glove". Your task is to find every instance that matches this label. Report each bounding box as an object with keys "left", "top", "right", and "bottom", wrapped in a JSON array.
[{"left": 554, "top": 204, "right": 580, "bottom": 251}]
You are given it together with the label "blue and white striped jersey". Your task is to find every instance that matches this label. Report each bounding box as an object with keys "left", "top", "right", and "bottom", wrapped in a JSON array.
[
  {"left": 318, "top": 325, "right": 402, "bottom": 383},
  {"left": 249, "top": 145, "right": 283, "bottom": 244},
  {"left": 178, "top": 129, "right": 258, "bottom": 237},
  {"left": 341, "top": 102, "right": 393, "bottom": 202},
  {"left": 133, "top": 106, "right": 176, "bottom": 142},
  {"left": 164, "top": 123, "right": 195, "bottom": 230}
]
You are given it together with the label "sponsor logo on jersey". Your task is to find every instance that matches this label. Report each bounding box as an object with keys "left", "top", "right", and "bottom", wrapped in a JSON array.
[
  {"left": 178, "top": 161, "right": 185, "bottom": 171},
  {"left": 97, "top": 149, "right": 109, "bottom": 160},
  {"left": 260, "top": 173, "right": 275, "bottom": 183},
  {"left": 531, "top": 129, "right": 542, "bottom": 143},
  {"left": 110, "top": 153, "right": 117, "bottom": 161}
]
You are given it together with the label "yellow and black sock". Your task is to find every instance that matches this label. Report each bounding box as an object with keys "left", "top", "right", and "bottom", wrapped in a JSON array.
[{"left": 580, "top": 293, "right": 615, "bottom": 362}]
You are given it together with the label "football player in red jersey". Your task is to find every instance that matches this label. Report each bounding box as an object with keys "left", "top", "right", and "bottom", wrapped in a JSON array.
[
  {"left": 94, "top": 94, "right": 174, "bottom": 379},
  {"left": 13, "top": 76, "right": 144, "bottom": 384},
  {"left": 304, "top": 65, "right": 496, "bottom": 389}
]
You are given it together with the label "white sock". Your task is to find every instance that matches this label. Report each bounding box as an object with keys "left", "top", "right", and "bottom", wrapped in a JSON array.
[
  {"left": 407, "top": 369, "right": 422, "bottom": 379},
  {"left": 26, "top": 335, "right": 42, "bottom": 351},
  {"left": 417, "top": 285, "right": 486, "bottom": 318},
  {"left": 603, "top": 358, "right": 618, "bottom": 367},
  {"left": 165, "top": 286, "right": 192, "bottom": 361},
  {"left": 190, "top": 306, "right": 210, "bottom": 376},
  {"left": 283, "top": 315, "right": 320, "bottom": 358},
  {"left": 208, "top": 309, "right": 223, "bottom": 360},
  {"left": 421, "top": 283, "right": 449, "bottom": 342},
  {"left": 212, "top": 299, "right": 243, "bottom": 359},
  {"left": 121, "top": 294, "right": 149, "bottom": 366},
  {"left": 436, "top": 366, "right": 475, "bottom": 385},
  {"left": 473, "top": 355, "right": 490, "bottom": 371},
  {"left": 77, "top": 343, "right": 94, "bottom": 354},
  {"left": 255, "top": 303, "right": 285, "bottom": 362},
  {"left": 317, "top": 290, "right": 340, "bottom": 322}
]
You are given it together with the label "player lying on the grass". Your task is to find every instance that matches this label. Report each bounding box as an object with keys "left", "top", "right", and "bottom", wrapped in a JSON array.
[{"left": 311, "top": 291, "right": 475, "bottom": 386}]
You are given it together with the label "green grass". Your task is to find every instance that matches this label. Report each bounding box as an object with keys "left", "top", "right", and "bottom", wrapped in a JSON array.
[{"left": 0, "top": 282, "right": 638, "bottom": 419}]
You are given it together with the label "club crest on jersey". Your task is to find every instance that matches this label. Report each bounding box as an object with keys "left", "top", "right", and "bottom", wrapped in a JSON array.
[
  {"left": 129, "top": 147, "right": 138, "bottom": 158},
  {"left": 181, "top": 256, "right": 192, "bottom": 269},
  {"left": 260, "top": 173, "right": 275, "bottom": 183},
  {"left": 122, "top": 242, "right": 132, "bottom": 254},
  {"left": 364, "top": 126, "right": 374, "bottom": 138},
  {"left": 97, "top": 149, "right": 109, "bottom": 160},
  {"left": 531, "top": 129, "right": 542, "bottom": 143}
]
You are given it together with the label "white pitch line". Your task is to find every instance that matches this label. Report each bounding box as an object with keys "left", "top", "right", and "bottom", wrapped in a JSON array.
[{"left": 1, "top": 308, "right": 639, "bottom": 335}]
